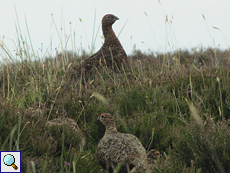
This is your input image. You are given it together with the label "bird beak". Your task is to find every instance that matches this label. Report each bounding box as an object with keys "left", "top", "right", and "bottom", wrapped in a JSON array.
[
  {"left": 97, "top": 116, "right": 100, "bottom": 120},
  {"left": 114, "top": 16, "right": 119, "bottom": 21}
]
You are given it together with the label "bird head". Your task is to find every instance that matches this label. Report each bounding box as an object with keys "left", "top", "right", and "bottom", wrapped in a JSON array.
[
  {"left": 102, "top": 14, "right": 119, "bottom": 27},
  {"left": 147, "top": 149, "right": 161, "bottom": 163},
  {"left": 98, "top": 113, "right": 115, "bottom": 126}
]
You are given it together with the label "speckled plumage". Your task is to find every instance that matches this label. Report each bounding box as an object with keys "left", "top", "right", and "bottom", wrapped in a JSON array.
[
  {"left": 79, "top": 14, "right": 128, "bottom": 79},
  {"left": 129, "top": 149, "right": 161, "bottom": 173},
  {"left": 25, "top": 102, "right": 45, "bottom": 118},
  {"left": 46, "top": 117, "right": 85, "bottom": 149},
  {"left": 46, "top": 117, "right": 81, "bottom": 133},
  {"left": 96, "top": 113, "right": 147, "bottom": 173},
  {"left": 147, "top": 149, "right": 161, "bottom": 165}
]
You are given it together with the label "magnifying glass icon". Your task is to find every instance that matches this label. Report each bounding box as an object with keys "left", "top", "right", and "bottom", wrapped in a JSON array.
[{"left": 3, "top": 154, "right": 18, "bottom": 170}]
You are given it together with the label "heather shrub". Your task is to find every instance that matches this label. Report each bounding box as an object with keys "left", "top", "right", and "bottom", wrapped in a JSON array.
[
  {"left": 170, "top": 119, "right": 230, "bottom": 172},
  {"left": 0, "top": 48, "right": 230, "bottom": 172}
]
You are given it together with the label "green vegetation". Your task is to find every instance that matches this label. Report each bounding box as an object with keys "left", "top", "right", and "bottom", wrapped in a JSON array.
[{"left": 0, "top": 44, "right": 230, "bottom": 172}]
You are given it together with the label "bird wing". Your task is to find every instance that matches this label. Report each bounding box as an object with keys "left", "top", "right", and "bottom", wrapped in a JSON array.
[
  {"left": 80, "top": 50, "right": 103, "bottom": 71},
  {"left": 97, "top": 133, "right": 146, "bottom": 164}
]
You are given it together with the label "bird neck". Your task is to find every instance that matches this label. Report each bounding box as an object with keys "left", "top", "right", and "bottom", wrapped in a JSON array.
[
  {"left": 105, "top": 122, "right": 118, "bottom": 134},
  {"left": 102, "top": 25, "right": 118, "bottom": 43}
]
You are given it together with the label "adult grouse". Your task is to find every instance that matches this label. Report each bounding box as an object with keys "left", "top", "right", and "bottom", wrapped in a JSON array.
[
  {"left": 79, "top": 14, "right": 128, "bottom": 78},
  {"left": 96, "top": 113, "right": 147, "bottom": 173}
]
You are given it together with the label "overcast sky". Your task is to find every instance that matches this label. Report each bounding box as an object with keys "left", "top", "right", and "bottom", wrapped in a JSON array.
[{"left": 0, "top": 0, "right": 230, "bottom": 59}]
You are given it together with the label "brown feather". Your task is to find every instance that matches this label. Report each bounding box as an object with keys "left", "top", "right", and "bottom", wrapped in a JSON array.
[
  {"left": 78, "top": 14, "right": 128, "bottom": 81},
  {"left": 96, "top": 113, "right": 147, "bottom": 173}
]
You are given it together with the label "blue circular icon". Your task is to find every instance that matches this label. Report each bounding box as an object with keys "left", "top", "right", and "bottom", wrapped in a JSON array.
[
  {"left": 3, "top": 154, "right": 18, "bottom": 170},
  {"left": 3, "top": 154, "right": 15, "bottom": 166}
]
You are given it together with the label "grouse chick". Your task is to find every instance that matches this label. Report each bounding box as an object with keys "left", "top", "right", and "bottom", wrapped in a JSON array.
[
  {"left": 79, "top": 14, "right": 128, "bottom": 79},
  {"left": 130, "top": 149, "right": 161, "bottom": 173},
  {"left": 147, "top": 149, "right": 161, "bottom": 165},
  {"left": 96, "top": 113, "right": 147, "bottom": 173}
]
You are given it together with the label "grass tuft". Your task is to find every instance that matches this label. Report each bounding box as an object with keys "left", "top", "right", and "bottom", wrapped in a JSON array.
[{"left": 1, "top": 12, "right": 230, "bottom": 172}]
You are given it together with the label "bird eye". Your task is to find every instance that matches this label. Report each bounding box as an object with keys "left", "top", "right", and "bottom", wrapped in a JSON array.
[
  {"left": 107, "top": 16, "right": 111, "bottom": 19},
  {"left": 101, "top": 115, "right": 105, "bottom": 119}
]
